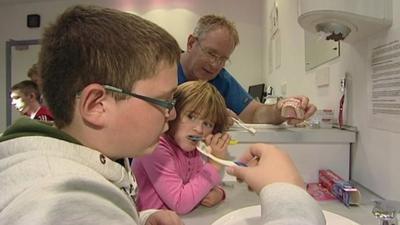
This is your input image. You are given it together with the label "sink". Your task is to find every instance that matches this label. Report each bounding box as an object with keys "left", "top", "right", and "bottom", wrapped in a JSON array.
[{"left": 211, "top": 205, "right": 360, "bottom": 225}]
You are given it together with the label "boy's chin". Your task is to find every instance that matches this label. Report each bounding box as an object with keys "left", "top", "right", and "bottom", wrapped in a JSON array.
[
  {"left": 135, "top": 143, "right": 159, "bottom": 157},
  {"left": 162, "top": 124, "right": 169, "bottom": 133},
  {"left": 133, "top": 133, "right": 164, "bottom": 157}
]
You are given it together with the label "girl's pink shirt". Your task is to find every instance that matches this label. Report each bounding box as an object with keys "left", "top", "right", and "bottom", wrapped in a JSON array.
[{"left": 132, "top": 135, "right": 223, "bottom": 214}]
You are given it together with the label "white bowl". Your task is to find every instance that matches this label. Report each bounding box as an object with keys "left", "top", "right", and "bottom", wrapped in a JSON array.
[{"left": 212, "top": 205, "right": 360, "bottom": 225}]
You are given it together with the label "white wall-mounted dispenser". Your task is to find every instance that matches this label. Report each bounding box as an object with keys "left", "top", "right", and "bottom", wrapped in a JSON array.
[{"left": 297, "top": 0, "right": 392, "bottom": 42}]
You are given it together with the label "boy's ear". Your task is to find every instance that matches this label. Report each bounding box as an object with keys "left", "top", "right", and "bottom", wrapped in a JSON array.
[
  {"left": 78, "top": 84, "right": 110, "bottom": 127},
  {"left": 28, "top": 92, "right": 37, "bottom": 102}
]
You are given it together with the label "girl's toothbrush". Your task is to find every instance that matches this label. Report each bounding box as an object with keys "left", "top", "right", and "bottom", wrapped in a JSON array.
[
  {"left": 188, "top": 135, "right": 238, "bottom": 145},
  {"left": 188, "top": 135, "right": 247, "bottom": 167}
]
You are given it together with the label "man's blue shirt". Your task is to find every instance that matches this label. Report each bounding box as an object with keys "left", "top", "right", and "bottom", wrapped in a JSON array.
[{"left": 178, "top": 64, "right": 253, "bottom": 114}]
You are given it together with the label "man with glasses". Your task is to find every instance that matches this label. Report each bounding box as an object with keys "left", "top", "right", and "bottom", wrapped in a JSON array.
[
  {"left": 0, "top": 6, "right": 324, "bottom": 225},
  {"left": 179, "top": 15, "right": 317, "bottom": 125}
]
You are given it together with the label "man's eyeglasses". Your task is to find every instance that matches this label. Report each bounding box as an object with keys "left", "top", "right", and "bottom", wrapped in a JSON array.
[
  {"left": 196, "top": 38, "right": 231, "bottom": 66},
  {"left": 103, "top": 85, "right": 176, "bottom": 113}
]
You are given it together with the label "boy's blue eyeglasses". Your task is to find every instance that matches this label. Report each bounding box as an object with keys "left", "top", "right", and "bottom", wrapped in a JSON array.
[{"left": 103, "top": 85, "right": 176, "bottom": 113}]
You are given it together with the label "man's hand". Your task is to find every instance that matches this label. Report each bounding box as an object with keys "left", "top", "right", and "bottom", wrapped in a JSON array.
[
  {"left": 277, "top": 96, "right": 317, "bottom": 125},
  {"left": 145, "top": 210, "right": 184, "bottom": 225}
]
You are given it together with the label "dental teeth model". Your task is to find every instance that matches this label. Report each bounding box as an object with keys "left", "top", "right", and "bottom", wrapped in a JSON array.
[{"left": 281, "top": 98, "right": 305, "bottom": 119}]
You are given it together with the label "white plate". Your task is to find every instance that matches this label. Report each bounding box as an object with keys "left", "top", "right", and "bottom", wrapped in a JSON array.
[{"left": 211, "top": 205, "right": 360, "bottom": 225}]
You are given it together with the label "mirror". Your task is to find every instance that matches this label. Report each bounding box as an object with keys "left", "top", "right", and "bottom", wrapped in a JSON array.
[{"left": 304, "top": 31, "right": 340, "bottom": 71}]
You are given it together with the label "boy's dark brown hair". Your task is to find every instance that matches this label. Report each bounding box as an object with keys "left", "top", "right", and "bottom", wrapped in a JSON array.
[{"left": 38, "top": 5, "right": 181, "bottom": 128}]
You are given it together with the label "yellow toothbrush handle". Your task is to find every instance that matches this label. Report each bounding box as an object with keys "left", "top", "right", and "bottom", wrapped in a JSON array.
[{"left": 229, "top": 139, "right": 238, "bottom": 145}]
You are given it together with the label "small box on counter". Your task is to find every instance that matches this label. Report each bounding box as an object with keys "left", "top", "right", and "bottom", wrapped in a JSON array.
[{"left": 319, "top": 169, "right": 361, "bottom": 207}]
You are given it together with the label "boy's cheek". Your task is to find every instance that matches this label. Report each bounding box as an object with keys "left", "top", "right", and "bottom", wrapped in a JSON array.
[{"left": 15, "top": 99, "right": 26, "bottom": 111}]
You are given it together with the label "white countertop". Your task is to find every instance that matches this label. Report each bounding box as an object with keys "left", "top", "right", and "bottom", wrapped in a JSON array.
[
  {"left": 181, "top": 181, "right": 380, "bottom": 225},
  {"left": 228, "top": 126, "right": 356, "bottom": 144}
]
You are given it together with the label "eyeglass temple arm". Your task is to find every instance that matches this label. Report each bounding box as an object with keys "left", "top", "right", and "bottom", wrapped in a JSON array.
[
  {"left": 103, "top": 84, "right": 173, "bottom": 110},
  {"left": 103, "top": 85, "right": 123, "bottom": 93}
]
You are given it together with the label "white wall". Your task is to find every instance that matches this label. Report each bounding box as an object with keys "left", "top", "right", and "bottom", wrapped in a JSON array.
[
  {"left": 349, "top": 0, "right": 400, "bottom": 201},
  {"left": 264, "top": 0, "right": 400, "bottom": 200},
  {"left": 263, "top": 0, "right": 343, "bottom": 109},
  {"left": 0, "top": 0, "right": 264, "bottom": 131}
]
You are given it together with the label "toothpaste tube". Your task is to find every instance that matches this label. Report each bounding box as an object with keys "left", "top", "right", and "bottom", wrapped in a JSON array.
[{"left": 319, "top": 169, "right": 361, "bottom": 207}]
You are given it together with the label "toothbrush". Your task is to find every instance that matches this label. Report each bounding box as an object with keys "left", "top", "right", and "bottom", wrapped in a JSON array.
[
  {"left": 187, "top": 135, "right": 238, "bottom": 145},
  {"left": 231, "top": 117, "right": 256, "bottom": 135},
  {"left": 188, "top": 136, "right": 247, "bottom": 167}
]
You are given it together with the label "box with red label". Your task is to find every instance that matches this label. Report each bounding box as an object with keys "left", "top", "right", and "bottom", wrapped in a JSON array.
[{"left": 319, "top": 169, "right": 361, "bottom": 207}]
